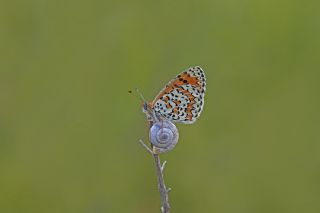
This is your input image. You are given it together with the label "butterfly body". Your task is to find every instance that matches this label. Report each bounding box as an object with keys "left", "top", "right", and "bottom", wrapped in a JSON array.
[{"left": 143, "top": 66, "right": 206, "bottom": 124}]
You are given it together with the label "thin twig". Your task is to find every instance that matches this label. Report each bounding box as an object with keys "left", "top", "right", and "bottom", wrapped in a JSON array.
[
  {"left": 138, "top": 139, "right": 171, "bottom": 213},
  {"left": 153, "top": 154, "right": 170, "bottom": 213},
  {"left": 139, "top": 139, "right": 153, "bottom": 154},
  {"left": 161, "top": 161, "right": 167, "bottom": 172}
]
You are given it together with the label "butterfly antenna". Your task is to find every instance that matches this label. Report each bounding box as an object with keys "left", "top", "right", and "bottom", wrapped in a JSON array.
[
  {"left": 129, "top": 88, "right": 147, "bottom": 103},
  {"left": 134, "top": 88, "right": 147, "bottom": 103}
]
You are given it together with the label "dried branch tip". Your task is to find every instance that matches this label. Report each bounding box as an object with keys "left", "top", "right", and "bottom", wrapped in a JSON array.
[{"left": 138, "top": 139, "right": 153, "bottom": 154}]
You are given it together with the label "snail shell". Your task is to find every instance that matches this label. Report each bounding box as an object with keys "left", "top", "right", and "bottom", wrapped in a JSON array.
[{"left": 149, "top": 121, "right": 179, "bottom": 154}]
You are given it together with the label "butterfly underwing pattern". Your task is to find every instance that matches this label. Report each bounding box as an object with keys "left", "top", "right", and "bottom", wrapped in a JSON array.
[{"left": 146, "top": 66, "right": 206, "bottom": 124}]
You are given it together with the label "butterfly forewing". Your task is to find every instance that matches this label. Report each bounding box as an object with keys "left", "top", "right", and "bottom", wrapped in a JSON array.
[{"left": 151, "top": 66, "right": 206, "bottom": 124}]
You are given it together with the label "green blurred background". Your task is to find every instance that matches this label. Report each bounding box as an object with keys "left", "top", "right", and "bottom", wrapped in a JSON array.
[{"left": 1, "top": 0, "right": 319, "bottom": 212}]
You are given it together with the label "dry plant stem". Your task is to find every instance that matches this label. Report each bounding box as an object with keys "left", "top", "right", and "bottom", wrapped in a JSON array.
[
  {"left": 138, "top": 139, "right": 171, "bottom": 213},
  {"left": 153, "top": 153, "right": 170, "bottom": 213}
]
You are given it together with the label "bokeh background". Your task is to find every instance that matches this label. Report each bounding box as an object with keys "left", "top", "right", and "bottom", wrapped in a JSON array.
[{"left": 1, "top": 0, "right": 319, "bottom": 212}]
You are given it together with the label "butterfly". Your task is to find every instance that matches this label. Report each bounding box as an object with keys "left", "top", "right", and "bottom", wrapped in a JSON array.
[{"left": 143, "top": 66, "right": 206, "bottom": 124}]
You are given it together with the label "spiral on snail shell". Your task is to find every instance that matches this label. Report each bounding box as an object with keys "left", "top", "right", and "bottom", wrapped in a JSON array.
[{"left": 149, "top": 120, "right": 179, "bottom": 154}]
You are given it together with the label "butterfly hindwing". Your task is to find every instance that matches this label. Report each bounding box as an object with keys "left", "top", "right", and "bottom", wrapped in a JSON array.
[{"left": 151, "top": 66, "right": 206, "bottom": 124}]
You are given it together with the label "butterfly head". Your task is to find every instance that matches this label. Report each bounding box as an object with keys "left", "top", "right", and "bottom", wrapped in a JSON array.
[
  {"left": 142, "top": 102, "right": 148, "bottom": 112},
  {"left": 142, "top": 101, "right": 159, "bottom": 122}
]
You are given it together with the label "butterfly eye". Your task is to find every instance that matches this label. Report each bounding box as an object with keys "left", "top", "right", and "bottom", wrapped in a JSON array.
[{"left": 143, "top": 102, "right": 148, "bottom": 111}]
